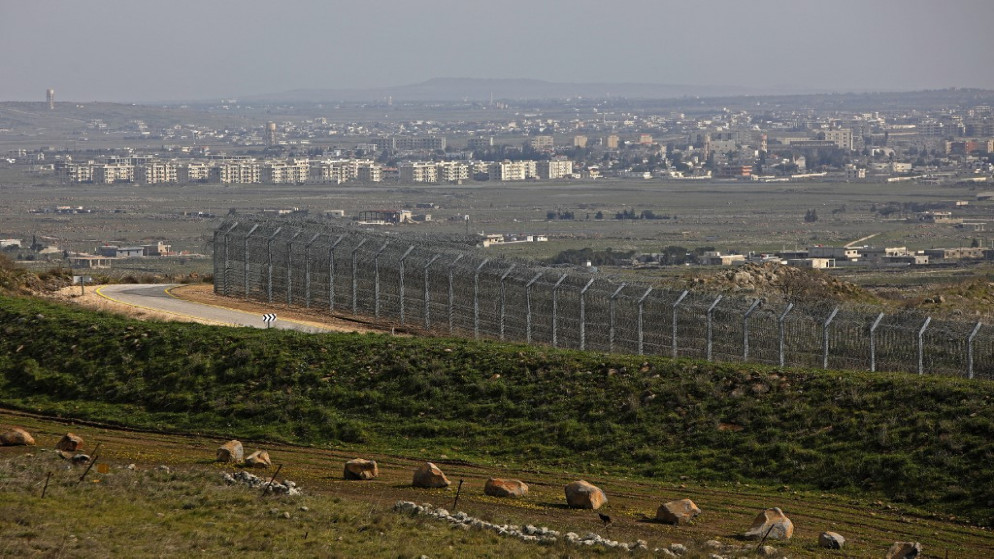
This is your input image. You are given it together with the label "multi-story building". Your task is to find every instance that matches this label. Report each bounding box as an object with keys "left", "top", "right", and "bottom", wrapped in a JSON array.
[
  {"left": 262, "top": 160, "right": 309, "bottom": 184},
  {"left": 526, "top": 135, "right": 554, "bottom": 151},
  {"left": 437, "top": 161, "right": 469, "bottom": 183},
  {"left": 135, "top": 162, "right": 178, "bottom": 184},
  {"left": 489, "top": 160, "right": 536, "bottom": 181},
  {"left": 93, "top": 163, "right": 134, "bottom": 184},
  {"left": 819, "top": 129, "right": 853, "bottom": 151},
  {"left": 399, "top": 161, "right": 439, "bottom": 183},
  {"left": 536, "top": 157, "right": 573, "bottom": 179},
  {"left": 210, "top": 161, "right": 261, "bottom": 184},
  {"left": 573, "top": 135, "right": 588, "bottom": 148},
  {"left": 605, "top": 134, "right": 620, "bottom": 149},
  {"left": 468, "top": 137, "right": 494, "bottom": 151},
  {"left": 178, "top": 162, "right": 210, "bottom": 183},
  {"left": 373, "top": 136, "right": 447, "bottom": 152},
  {"left": 355, "top": 160, "right": 382, "bottom": 182},
  {"left": 66, "top": 162, "right": 94, "bottom": 183}
]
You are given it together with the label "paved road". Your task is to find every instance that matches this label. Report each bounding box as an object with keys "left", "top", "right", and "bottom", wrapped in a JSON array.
[{"left": 95, "top": 284, "right": 331, "bottom": 333}]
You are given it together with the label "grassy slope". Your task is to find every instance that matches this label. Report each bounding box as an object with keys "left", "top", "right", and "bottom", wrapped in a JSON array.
[{"left": 2, "top": 294, "right": 994, "bottom": 526}]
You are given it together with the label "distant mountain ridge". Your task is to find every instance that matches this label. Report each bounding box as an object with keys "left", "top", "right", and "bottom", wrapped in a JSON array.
[{"left": 241, "top": 77, "right": 777, "bottom": 103}]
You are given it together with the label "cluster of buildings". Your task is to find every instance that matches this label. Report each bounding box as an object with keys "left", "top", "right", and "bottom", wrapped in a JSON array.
[
  {"left": 691, "top": 244, "right": 992, "bottom": 270},
  {"left": 55, "top": 154, "right": 576, "bottom": 185}
]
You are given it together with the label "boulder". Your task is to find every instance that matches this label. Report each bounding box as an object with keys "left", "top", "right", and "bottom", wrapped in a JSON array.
[
  {"left": 744, "top": 507, "right": 793, "bottom": 540},
  {"left": 564, "top": 480, "right": 607, "bottom": 510},
  {"left": 819, "top": 531, "right": 845, "bottom": 549},
  {"left": 344, "top": 458, "right": 379, "bottom": 480},
  {"left": 244, "top": 450, "right": 272, "bottom": 468},
  {"left": 484, "top": 477, "right": 529, "bottom": 498},
  {"left": 885, "top": 542, "right": 922, "bottom": 559},
  {"left": 655, "top": 498, "right": 701, "bottom": 525},
  {"left": 412, "top": 462, "right": 450, "bottom": 488},
  {"left": 55, "top": 432, "right": 83, "bottom": 452},
  {"left": 216, "top": 440, "right": 244, "bottom": 463},
  {"left": 0, "top": 427, "right": 35, "bottom": 446}
]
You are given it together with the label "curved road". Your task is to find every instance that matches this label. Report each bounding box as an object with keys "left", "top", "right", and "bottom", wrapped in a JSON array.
[{"left": 95, "top": 284, "right": 331, "bottom": 333}]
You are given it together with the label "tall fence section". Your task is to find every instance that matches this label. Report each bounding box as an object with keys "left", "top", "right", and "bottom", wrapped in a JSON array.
[{"left": 213, "top": 219, "right": 994, "bottom": 379}]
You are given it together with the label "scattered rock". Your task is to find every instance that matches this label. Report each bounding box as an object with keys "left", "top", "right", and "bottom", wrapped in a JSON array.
[
  {"left": 344, "top": 458, "right": 379, "bottom": 480},
  {"left": 156, "top": 465, "right": 172, "bottom": 474},
  {"left": 70, "top": 453, "right": 90, "bottom": 465},
  {"left": 55, "top": 433, "right": 83, "bottom": 452},
  {"left": 216, "top": 440, "right": 243, "bottom": 463},
  {"left": 222, "top": 470, "right": 301, "bottom": 496},
  {"left": 886, "top": 541, "right": 922, "bottom": 559},
  {"left": 484, "top": 477, "right": 529, "bottom": 498},
  {"left": 564, "top": 480, "right": 607, "bottom": 510},
  {"left": 0, "top": 426, "right": 35, "bottom": 446},
  {"left": 655, "top": 498, "right": 701, "bottom": 525},
  {"left": 819, "top": 531, "right": 845, "bottom": 549},
  {"left": 744, "top": 507, "right": 793, "bottom": 540},
  {"left": 244, "top": 450, "right": 272, "bottom": 468},
  {"left": 412, "top": 462, "right": 450, "bottom": 488}
]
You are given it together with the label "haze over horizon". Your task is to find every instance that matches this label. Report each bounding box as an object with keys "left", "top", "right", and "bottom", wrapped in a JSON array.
[{"left": 2, "top": 0, "right": 993, "bottom": 103}]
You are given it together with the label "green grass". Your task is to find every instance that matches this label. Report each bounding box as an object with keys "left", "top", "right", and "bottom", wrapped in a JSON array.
[{"left": 2, "top": 293, "right": 994, "bottom": 527}]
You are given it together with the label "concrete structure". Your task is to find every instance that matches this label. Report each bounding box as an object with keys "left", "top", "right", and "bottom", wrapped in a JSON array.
[
  {"left": 573, "top": 135, "right": 588, "bottom": 148},
  {"left": 373, "top": 137, "right": 446, "bottom": 152},
  {"left": 526, "top": 135, "right": 554, "bottom": 151},
  {"left": 399, "top": 161, "right": 439, "bottom": 183},
  {"left": 605, "top": 134, "right": 620, "bottom": 149},
  {"left": 437, "top": 161, "right": 469, "bottom": 183},
  {"left": 467, "top": 137, "right": 494, "bottom": 150},
  {"left": 135, "top": 162, "right": 178, "bottom": 184},
  {"left": 536, "top": 157, "right": 573, "bottom": 179},
  {"left": 262, "top": 160, "right": 309, "bottom": 184},
  {"left": 265, "top": 122, "right": 278, "bottom": 147},
  {"left": 93, "top": 163, "right": 135, "bottom": 184},
  {"left": 47, "top": 88, "right": 55, "bottom": 110},
  {"left": 69, "top": 255, "right": 113, "bottom": 269},
  {"left": 819, "top": 129, "right": 853, "bottom": 151},
  {"left": 211, "top": 161, "right": 261, "bottom": 184},
  {"left": 489, "top": 160, "right": 536, "bottom": 181},
  {"left": 808, "top": 246, "right": 860, "bottom": 260},
  {"left": 96, "top": 246, "right": 145, "bottom": 258},
  {"left": 700, "top": 251, "right": 746, "bottom": 265}
]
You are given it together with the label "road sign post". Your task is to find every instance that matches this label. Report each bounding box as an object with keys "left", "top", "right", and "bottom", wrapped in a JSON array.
[
  {"left": 73, "top": 275, "right": 92, "bottom": 295},
  {"left": 262, "top": 313, "right": 277, "bottom": 328}
]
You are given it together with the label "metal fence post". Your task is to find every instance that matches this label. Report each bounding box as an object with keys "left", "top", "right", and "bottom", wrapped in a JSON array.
[
  {"left": 350, "top": 238, "right": 367, "bottom": 315},
  {"left": 243, "top": 224, "right": 259, "bottom": 299},
  {"left": 448, "top": 254, "right": 464, "bottom": 334},
  {"left": 968, "top": 322, "right": 983, "bottom": 379},
  {"left": 285, "top": 231, "right": 301, "bottom": 306},
  {"left": 869, "top": 312, "right": 884, "bottom": 372},
  {"left": 743, "top": 299, "right": 762, "bottom": 361},
  {"left": 525, "top": 273, "right": 543, "bottom": 343},
  {"left": 373, "top": 242, "right": 389, "bottom": 319},
  {"left": 918, "top": 316, "right": 932, "bottom": 375},
  {"left": 303, "top": 233, "right": 320, "bottom": 308},
  {"left": 637, "top": 288, "right": 653, "bottom": 356},
  {"left": 266, "top": 227, "right": 282, "bottom": 304},
  {"left": 328, "top": 234, "right": 346, "bottom": 312},
  {"left": 778, "top": 303, "right": 794, "bottom": 367},
  {"left": 822, "top": 306, "right": 839, "bottom": 369},
  {"left": 672, "top": 290, "right": 688, "bottom": 359},
  {"left": 551, "top": 273, "right": 568, "bottom": 347},
  {"left": 499, "top": 265, "right": 516, "bottom": 341},
  {"left": 398, "top": 245, "right": 415, "bottom": 324},
  {"left": 579, "top": 278, "right": 595, "bottom": 350},
  {"left": 609, "top": 284, "right": 626, "bottom": 352},
  {"left": 222, "top": 221, "right": 238, "bottom": 296},
  {"left": 707, "top": 295, "right": 722, "bottom": 361},
  {"left": 473, "top": 259, "right": 490, "bottom": 339},
  {"left": 422, "top": 254, "right": 441, "bottom": 330}
]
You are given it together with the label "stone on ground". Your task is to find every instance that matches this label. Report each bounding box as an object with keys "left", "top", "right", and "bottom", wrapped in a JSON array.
[
  {"left": 885, "top": 541, "right": 922, "bottom": 559},
  {"left": 655, "top": 498, "right": 701, "bottom": 525},
  {"left": 55, "top": 432, "right": 83, "bottom": 452},
  {"left": 344, "top": 458, "right": 379, "bottom": 480},
  {"left": 0, "top": 427, "right": 35, "bottom": 446},
  {"left": 216, "top": 440, "right": 244, "bottom": 463},
  {"left": 564, "top": 480, "right": 607, "bottom": 510},
  {"left": 484, "top": 477, "right": 529, "bottom": 498},
  {"left": 412, "top": 462, "right": 450, "bottom": 488},
  {"left": 819, "top": 531, "right": 845, "bottom": 549},
  {"left": 245, "top": 450, "right": 272, "bottom": 468},
  {"left": 743, "top": 507, "right": 793, "bottom": 540}
]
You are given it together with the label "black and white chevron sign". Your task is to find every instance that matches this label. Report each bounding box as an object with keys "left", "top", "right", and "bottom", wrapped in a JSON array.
[{"left": 262, "top": 313, "right": 277, "bottom": 323}]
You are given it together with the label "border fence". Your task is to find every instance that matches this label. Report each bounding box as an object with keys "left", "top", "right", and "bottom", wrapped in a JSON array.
[{"left": 213, "top": 218, "right": 994, "bottom": 379}]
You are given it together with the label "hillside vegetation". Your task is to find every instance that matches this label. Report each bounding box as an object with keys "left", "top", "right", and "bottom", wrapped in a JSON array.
[{"left": 2, "top": 294, "right": 994, "bottom": 527}]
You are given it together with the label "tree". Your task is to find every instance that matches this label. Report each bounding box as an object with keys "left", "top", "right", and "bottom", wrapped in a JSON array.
[
  {"left": 804, "top": 209, "right": 819, "bottom": 223},
  {"left": 595, "top": 211, "right": 604, "bottom": 220}
]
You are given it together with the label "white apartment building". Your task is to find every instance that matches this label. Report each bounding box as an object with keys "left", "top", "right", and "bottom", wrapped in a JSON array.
[
  {"left": 211, "top": 161, "right": 261, "bottom": 184},
  {"left": 93, "top": 163, "right": 134, "bottom": 184},
  {"left": 355, "top": 160, "right": 382, "bottom": 183},
  {"left": 262, "top": 160, "right": 309, "bottom": 184},
  {"left": 536, "top": 157, "right": 573, "bottom": 179},
  {"left": 66, "top": 162, "right": 94, "bottom": 183},
  {"left": 135, "top": 162, "right": 178, "bottom": 184},
  {"left": 437, "top": 161, "right": 469, "bottom": 183},
  {"left": 399, "top": 161, "right": 439, "bottom": 183},
  {"left": 820, "top": 129, "right": 853, "bottom": 151},
  {"left": 179, "top": 162, "right": 210, "bottom": 183},
  {"left": 489, "top": 160, "right": 537, "bottom": 181}
]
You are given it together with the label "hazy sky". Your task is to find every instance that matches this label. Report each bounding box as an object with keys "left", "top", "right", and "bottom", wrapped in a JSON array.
[{"left": 2, "top": 0, "right": 993, "bottom": 102}]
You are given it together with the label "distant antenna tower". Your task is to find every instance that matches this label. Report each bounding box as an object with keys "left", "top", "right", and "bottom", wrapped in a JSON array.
[{"left": 47, "top": 88, "right": 55, "bottom": 110}]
